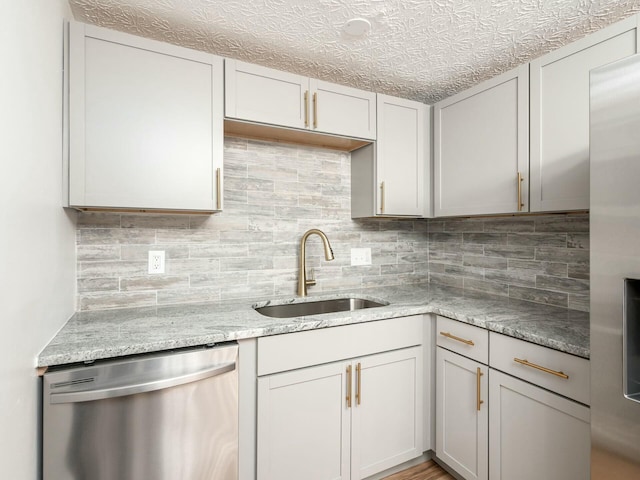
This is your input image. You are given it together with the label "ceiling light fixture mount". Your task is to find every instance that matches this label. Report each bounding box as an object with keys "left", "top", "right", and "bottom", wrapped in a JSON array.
[{"left": 343, "top": 18, "right": 371, "bottom": 38}]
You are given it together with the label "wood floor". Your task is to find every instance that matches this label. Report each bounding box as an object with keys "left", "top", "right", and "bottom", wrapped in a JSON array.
[{"left": 382, "top": 460, "right": 456, "bottom": 480}]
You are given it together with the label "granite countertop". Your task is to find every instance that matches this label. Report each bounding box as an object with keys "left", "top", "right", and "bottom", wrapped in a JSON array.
[{"left": 37, "top": 283, "right": 590, "bottom": 367}]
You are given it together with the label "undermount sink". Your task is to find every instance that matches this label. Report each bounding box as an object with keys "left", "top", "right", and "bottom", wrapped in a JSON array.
[{"left": 254, "top": 297, "right": 388, "bottom": 318}]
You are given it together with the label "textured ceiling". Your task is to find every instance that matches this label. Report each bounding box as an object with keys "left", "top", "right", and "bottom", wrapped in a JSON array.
[{"left": 69, "top": 0, "right": 640, "bottom": 104}]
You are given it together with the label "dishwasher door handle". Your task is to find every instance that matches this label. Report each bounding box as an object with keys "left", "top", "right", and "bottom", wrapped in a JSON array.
[{"left": 50, "top": 361, "right": 236, "bottom": 404}]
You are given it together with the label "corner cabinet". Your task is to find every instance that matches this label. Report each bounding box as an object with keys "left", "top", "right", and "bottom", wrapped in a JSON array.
[
  {"left": 256, "top": 317, "right": 424, "bottom": 480},
  {"left": 351, "top": 95, "right": 430, "bottom": 218},
  {"left": 66, "top": 22, "right": 224, "bottom": 212},
  {"left": 529, "top": 15, "right": 639, "bottom": 212},
  {"left": 434, "top": 66, "right": 529, "bottom": 217},
  {"left": 225, "top": 60, "right": 376, "bottom": 140}
]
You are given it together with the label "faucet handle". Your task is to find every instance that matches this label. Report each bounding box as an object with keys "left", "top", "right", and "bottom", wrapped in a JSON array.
[{"left": 306, "top": 268, "right": 317, "bottom": 287}]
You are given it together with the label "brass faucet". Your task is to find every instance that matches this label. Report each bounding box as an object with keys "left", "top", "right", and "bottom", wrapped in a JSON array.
[{"left": 298, "top": 229, "right": 335, "bottom": 297}]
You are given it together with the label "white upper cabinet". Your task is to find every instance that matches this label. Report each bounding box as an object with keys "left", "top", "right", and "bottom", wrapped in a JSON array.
[
  {"left": 225, "top": 60, "right": 376, "bottom": 140},
  {"left": 434, "top": 65, "right": 529, "bottom": 217},
  {"left": 309, "top": 79, "right": 377, "bottom": 140},
  {"left": 225, "top": 60, "right": 308, "bottom": 130},
  {"left": 530, "top": 15, "right": 639, "bottom": 212},
  {"left": 351, "top": 95, "right": 430, "bottom": 218},
  {"left": 67, "top": 22, "right": 224, "bottom": 212}
]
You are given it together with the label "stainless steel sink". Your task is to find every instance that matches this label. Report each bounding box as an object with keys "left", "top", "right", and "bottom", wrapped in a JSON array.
[{"left": 254, "top": 297, "right": 388, "bottom": 318}]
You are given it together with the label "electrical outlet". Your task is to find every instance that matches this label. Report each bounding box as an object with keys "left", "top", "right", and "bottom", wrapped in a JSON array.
[
  {"left": 148, "top": 250, "right": 165, "bottom": 274},
  {"left": 350, "top": 248, "right": 372, "bottom": 266}
]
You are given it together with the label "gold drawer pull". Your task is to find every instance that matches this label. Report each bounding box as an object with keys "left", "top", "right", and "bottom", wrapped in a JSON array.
[
  {"left": 477, "top": 367, "right": 484, "bottom": 411},
  {"left": 514, "top": 358, "right": 569, "bottom": 379},
  {"left": 356, "top": 362, "right": 362, "bottom": 406},
  {"left": 517, "top": 172, "right": 524, "bottom": 211},
  {"left": 312, "top": 92, "right": 318, "bottom": 128},
  {"left": 440, "top": 331, "right": 475, "bottom": 346},
  {"left": 380, "top": 182, "right": 385, "bottom": 214},
  {"left": 304, "top": 90, "right": 309, "bottom": 127},
  {"left": 346, "top": 365, "right": 352, "bottom": 408},
  {"left": 216, "top": 167, "right": 222, "bottom": 210}
]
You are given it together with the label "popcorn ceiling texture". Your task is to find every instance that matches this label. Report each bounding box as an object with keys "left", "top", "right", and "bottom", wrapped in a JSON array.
[
  {"left": 68, "top": 0, "right": 640, "bottom": 103},
  {"left": 76, "top": 139, "right": 589, "bottom": 312}
]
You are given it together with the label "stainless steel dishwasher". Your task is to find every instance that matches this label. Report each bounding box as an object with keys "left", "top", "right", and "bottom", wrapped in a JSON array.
[{"left": 42, "top": 343, "right": 238, "bottom": 480}]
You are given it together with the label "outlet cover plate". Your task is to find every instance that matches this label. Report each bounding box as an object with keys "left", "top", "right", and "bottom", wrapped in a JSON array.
[
  {"left": 351, "top": 248, "right": 372, "bottom": 266},
  {"left": 148, "top": 250, "right": 165, "bottom": 274}
]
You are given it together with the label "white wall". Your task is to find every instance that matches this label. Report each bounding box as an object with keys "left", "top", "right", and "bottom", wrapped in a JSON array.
[{"left": 0, "top": 1, "right": 76, "bottom": 478}]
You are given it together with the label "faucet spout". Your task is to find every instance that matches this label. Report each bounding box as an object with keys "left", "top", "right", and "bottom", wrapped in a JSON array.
[{"left": 298, "top": 229, "right": 334, "bottom": 297}]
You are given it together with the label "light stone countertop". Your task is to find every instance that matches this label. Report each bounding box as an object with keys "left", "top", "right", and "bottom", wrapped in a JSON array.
[{"left": 37, "top": 283, "right": 590, "bottom": 367}]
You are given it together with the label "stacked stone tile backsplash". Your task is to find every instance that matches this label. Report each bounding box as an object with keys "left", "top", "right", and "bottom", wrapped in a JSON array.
[
  {"left": 427, "top": 214, "right": 589, "bottom": 311},
  {"left": 76, "top": 137, "right": 590, "bottom": 312},
  {"left": 75, "top": 137, "right": 429, "bottom": 310}
]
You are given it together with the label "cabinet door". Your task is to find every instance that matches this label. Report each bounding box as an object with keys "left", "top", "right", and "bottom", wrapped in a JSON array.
[
  {"left": 435, "top": 348, "right": 488, "bottom": 480},
  {"left": 225, "top": 59, "right": 308, "bottom": 130},
  {"left": 68, "top": 22, "right": 223, "bottom": 212},
  {"left": 257, "top": 362, "right": 351, "bottom": 480},
  {"left": 310, "top": 80, "right": 376, "bottom": 140},
  {"left": 377, "top": 95, "right": 429, "bottom": 217},
  {"left": 530, "top": 16, "right": 639, "bottom": 212},
  {"left": 434, "top": 66, "right": 529, "bottom": 216},
  {"left": 351, "top": 347, "right": 423, "bottom": 479},
  {"left": 489, "top": 369, "right": 590, "bottom": 480}
]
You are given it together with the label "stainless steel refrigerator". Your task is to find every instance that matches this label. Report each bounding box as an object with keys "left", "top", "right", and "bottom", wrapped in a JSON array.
[{"left": 590, "top": 54, "right": 640, "bottom": 478}]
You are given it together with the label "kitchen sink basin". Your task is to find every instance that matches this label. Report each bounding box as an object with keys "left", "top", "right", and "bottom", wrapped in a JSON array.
[{"left": 254, "top": 297, "right": 388, "bottom": 318}]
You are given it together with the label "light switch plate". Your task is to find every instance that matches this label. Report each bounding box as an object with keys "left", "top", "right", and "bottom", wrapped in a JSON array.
[{"left": 351, "top": 248, "right": 372, "bottom": 266}]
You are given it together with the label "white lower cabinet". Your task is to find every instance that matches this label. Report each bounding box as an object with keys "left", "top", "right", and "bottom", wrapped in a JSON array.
[
  {"left": 257, "top": 361, "right": 350, "bottom": 480},
  {"left": 488, "top": 369, "right": 590, "bottom": 480},
  {"left": 351, "top": 348, "right": 423, "bottom": 479},
  {"left": 436, "top": 347, "right": 488, "bottom": 480},
  {"left": 435, "top": 321, "right": 590, "bottom": 480},
  {"left": 256, "top": 317, "right": 425, "bottom": 480},
  {"left": 257, "top": 346, "right": 422, "bottom": 480}
]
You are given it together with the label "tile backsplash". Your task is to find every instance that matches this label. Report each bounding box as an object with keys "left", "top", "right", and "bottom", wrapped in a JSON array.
[
  {"left": 75, "top": 138, "right": 589, "bottom": 312},
  {"left": 75, "top": 138, "right": 429, "bottom": 311},
  {"left": 427, "top": 214, "right": 589, "bottom": 311}
]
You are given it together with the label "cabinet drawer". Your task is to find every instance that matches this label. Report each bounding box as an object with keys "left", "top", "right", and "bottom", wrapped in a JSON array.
[
  {"left": 489, "top": 332, "right": 590, "bottom": 405},
  {"left": 258, "top": 315, "right": 423, "bottom": 376},
  {"left": 436, "top": 316, "right": 489, "bottom": 364}
]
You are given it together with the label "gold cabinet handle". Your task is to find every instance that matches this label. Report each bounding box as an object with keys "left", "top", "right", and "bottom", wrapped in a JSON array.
[
  {"left": 304, "top": 90, "right": 309, "bottom": 127},
  {"left": 312, "top": 92, "right": 318, "bottom": 129},
  {"left": 514, "top": 358, "right": 569, "bottom": 379},
  {"left": 216, "top": 167, "right": 222, "bottom": 210},
  {"left": 346, "top": 365, "right": 352, "bottom": 408},
  {"left": 356, "top": 362, "right": 362, "bottom": 406},
  {"left": 439, "top": 331, "right": 475, "bottom": 346},
  {"left": 517, "top": 172, "right": 524, "bottom": 212},
  {"left": 477, "top": 367, "right": 484, "bottom": 411},
  {"left": 380, "top": 182, "right": 385, "bottom": 214}
]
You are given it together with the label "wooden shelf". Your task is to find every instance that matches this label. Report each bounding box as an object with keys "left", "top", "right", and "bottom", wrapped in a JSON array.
[{"left": 224, "top": 119, "right": 371, "bottom": 152}]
